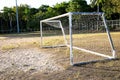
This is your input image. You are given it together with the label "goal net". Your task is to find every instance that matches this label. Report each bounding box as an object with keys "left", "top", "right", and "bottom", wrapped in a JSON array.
[{"left": 40, "top": 12, "right": 116, "bottom": 65}]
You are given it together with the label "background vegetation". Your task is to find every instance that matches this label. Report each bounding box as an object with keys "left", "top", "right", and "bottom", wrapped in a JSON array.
[{"left": 0, "top": 0, "right": 120, "bottom": 33}]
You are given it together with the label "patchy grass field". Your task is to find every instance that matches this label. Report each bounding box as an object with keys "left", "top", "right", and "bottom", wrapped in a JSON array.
[
  {"left": 0, "top": 32, "right": 120, "bottom": 80},
  {"left": 42, "top": 32, "right": 120, "bottom": 63}
]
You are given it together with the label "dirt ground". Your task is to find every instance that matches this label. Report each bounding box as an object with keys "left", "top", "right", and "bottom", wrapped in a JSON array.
[{"left": 0, "top": 32, "right": 120, "bottom": 80}]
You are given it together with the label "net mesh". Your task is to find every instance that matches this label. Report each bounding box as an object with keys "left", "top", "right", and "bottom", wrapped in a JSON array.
[
  {"left": 41, "top": 13, "right": 114, "bottom": 64},
  {"left": 44, "top": 21, "right": 61, "bottom": 28},
  {"left": 72, "top": 14, "right": 112, "bottom": 63},
  {"left": 41, "top": 18, "right": 69, "bottom": 47}
]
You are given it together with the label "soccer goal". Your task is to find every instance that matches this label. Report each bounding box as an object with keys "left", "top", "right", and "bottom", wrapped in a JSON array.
[{"left": 40, "top": 12, "right": 116, "bottom": 65}]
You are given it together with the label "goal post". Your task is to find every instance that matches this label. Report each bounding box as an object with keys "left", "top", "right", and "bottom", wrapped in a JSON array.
[
  {"left": 40, "top": 12, "right": 116, "bottom": 65},
  {"left": 102, "top": 14, "right": 116, "bottom": 58}
]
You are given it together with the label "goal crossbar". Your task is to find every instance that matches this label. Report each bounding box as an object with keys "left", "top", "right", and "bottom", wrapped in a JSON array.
[
  {"left": 41, "top": 13, "right": 69, "bottom": 22},
  {"left": 41, "top": 12, "right": 103, "bottom": 22}
]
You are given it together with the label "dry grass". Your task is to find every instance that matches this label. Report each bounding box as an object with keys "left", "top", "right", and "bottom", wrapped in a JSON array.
[
  {"left": 43, "top": 36, "right": 65, "bottom": 46},
  {"left": 42, "top": 32, "right": 120, "bottom": 63},
  {"left": 0, "top": 37, "right": 7, "bottom": 40},
  {"left": 0, "top": 32, "right": 40, "bottom": 51},
  {"left": 1, "top": 44, "right": 19, "bottom": 50},
  {"left": 0, "top": 40, "right": 40, "bottom": 51},
  {"left": 0, "top": 32, "right": 120, "bottom": 80}
]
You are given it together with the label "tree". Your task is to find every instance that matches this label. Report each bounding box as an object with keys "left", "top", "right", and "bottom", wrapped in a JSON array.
[
  {"left": 45, "top": 7, "right": 57, "bottom": 18},
  {"left": 39, "top": 5, "right": 49, "bottom": 12},
  {"left": 90, "top": 0, "right": 105, "bottom": 6},
  {"left": 30, "top": 8, "right": 39, "bottom": 15},
  {"left": 0, "top": 12, "right": 3, "bottom": 32},
  {"left": 90, "top": 0, "right": 105, "bottom": 12},
  {"left": 13, "top": 4, "right": 31, "bottom": 31},
  {"left": 90, "top": 0, "right": 120, "bottom": 19},
  {"left": 2, "top": 7, "right": 15, "bottom": 32},
  {"left": 111, "top": 0, "right": 120, "bottom": 13},
  {"left": 66, "top": 0, "right": 91, "bottom": 12},
  {"left": 54, "top": 2, "right": 68, "bottom": 14}
]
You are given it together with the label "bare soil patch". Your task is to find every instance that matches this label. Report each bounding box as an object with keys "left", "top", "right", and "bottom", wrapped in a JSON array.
[{"left": 0, "top": 33, "right": 65, "bottom": 80}]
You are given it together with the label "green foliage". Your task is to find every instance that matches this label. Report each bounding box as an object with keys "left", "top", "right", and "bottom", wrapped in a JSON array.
[
  {"left": 1, "top": 7, "right": 15, "bottom": 32},
  {"left": 54, "top": 2, "right": 68, "bottom": 14},
  {"left": 90, "top": 0, "right": 105, "bottom": 6},
  {"left": 39, "top": 5, "right": 49, "bottom": 12},
  {"left": 67, "top": 0, "right": 91, "bottom": 12},
  {"left": 90, "top": 0, "right": 120, "bottom": 19},
  {"left": 101, "top": 0, "right": 120, "bottom": 19},
  {"left": 0, "top": 0, "right": 120, "bottom": 33},
  {"left": 45, "top": 7, "right": 57, "bottom": 18}
]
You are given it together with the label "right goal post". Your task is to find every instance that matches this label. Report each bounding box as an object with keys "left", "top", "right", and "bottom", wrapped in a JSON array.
[{"left": 40, "top": 12, "right": 116, "bottom": 65}]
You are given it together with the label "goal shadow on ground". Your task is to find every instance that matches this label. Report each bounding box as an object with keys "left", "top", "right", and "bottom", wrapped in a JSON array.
[{"left": 73, "top": 58, "right": 119, "bottom": 66}]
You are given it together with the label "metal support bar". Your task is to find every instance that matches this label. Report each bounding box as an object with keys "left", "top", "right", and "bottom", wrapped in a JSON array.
[
  {"left": 15, "top": 0, "right": 20, "bottom": 33},
  {"left": 69, "top": 12, "right": 73, "bottom": 65},
  {"left": 41, "top": 12, "right": 103, "bottom": 22},
  {"left": 41, "top": 13, "right": 69, "bottom": 22},
  {"left": 102, "top": 13, "right": 116, "bottom": 58},
  {"left": 67, "top": 45, "right": 114, "bottom": 59},
  {"left": 72, "top": 12, "right": 103, "bottom": 15},
  {"left": 40, "top": 21, "right": 43, "bottom": 47},
  {"left": 41, "top": 20, "right": 68, "bottom": 47},
  {"left": 59, "top": 21, "right": 68, "bottom": 45}
]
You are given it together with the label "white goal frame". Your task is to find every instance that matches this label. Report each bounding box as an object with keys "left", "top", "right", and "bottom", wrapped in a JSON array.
[
  {"left": 40, "top": 12, "right": 116, "bottom": 65},
  {"left": 40, "top": 20, "right": 68, "bottom": 47}
]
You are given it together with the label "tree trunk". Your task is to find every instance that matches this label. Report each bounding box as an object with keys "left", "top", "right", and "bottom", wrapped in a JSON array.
[{"left": 9, "top": 17, "right": 12, "bottom": 32}]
